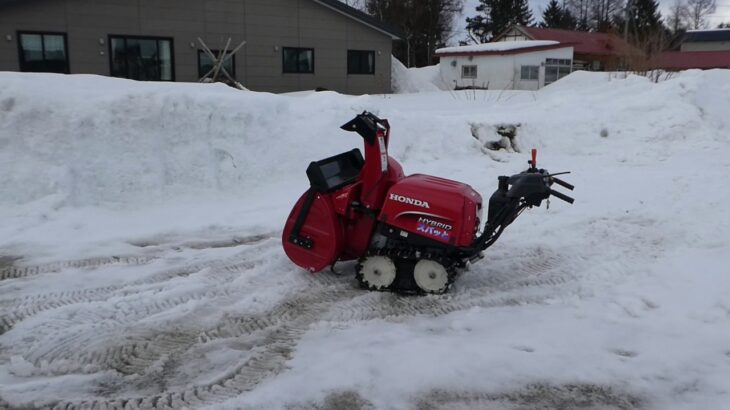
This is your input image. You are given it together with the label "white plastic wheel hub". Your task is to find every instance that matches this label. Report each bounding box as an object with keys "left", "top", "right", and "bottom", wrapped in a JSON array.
[
  {"left": 359, "top": 255, "right": 397, "bottom": 289},
  {"left": 413, "top": 259, "right": 449, "bottom": 293}
]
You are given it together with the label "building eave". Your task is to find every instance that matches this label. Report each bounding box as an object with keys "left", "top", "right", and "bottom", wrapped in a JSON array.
[
  {"left": 310, "top": 0, "right": 404, "bottom": 40},
  {"left": 435, "top": 43, "right": 575, "bottom": 58}
]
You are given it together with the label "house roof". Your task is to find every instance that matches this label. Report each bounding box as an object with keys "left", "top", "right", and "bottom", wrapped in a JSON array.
[
  {"left": 436, "top": 40, "right": 558, "bottom": 54},
  {"left": 0, "top": 0, "right": 404, "bottom": 40},
  {"left": 683, "top": 29, "right": 730, "bottom": 43},
  {"left": 312, "top": 0, "right": 403, "bottom": 40},
  {"left": 497, "top": 25, "right": 640, "bottom": 57},
  {"left": 435, "top": 40, "right": 572, "bottom": 57},
  {"left": 653, "top": 51, "right": 730, "bottom": 70}
]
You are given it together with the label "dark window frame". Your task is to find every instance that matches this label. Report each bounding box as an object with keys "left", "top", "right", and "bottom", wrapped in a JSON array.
[
  {"left": 461, "top": 65, "right": 477, "bottom": 79},
  {"left": 347, "top": 50, "right": 375, "bottom": 75},
  {"left": 544, "top": 58, "right": 572, "bottom": 85},
  {"left": 282, "top": 47, "right": 315, "bottom": 74},
  {"left": 197, "top": 49, "right": 235, "bottom": 79},
  {"left": 17, "top": 30, "right": 70, "bottom": 74},
  {"left": 108, "top": 34, "right": 175, "bottom": 81},
  {"left": 520, "top": 65, "right": 539, "bottom": 81}
]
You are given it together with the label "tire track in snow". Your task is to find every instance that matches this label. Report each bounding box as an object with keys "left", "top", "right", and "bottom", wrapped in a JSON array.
[
  {"left": 0, "top": 233, "right": 273, "bottom": 282},
  {"left": 0, "top": 255, "right": 155, "bottom": 281},
  {"left": 416, "top": 383, "right": 643, "bottom": 410},
  {"left": 0, "top": 236, "right": 278, "bottom": 335},
  {"left": 2, "top": 243, "right": 584, "bottom": 409},
  {"left": 41, "top": 278, "right": 361, "bottom": 410},
  {"left": 323, "top": 248, "right": 581, "bottom": 323},
  {"left": 4, "top": 257, "right": 275, "bottom": 371}
]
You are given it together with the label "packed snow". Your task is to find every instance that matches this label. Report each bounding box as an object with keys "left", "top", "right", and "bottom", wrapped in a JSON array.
[
  {"left": 391, "top": 57, "right": 449, "bottom": 93},
  {"left": 435, "top": 40, "right": 560, "bottom": 54},
  {"left": 1, "top": 69, "right": 730, "bottom": 410}
]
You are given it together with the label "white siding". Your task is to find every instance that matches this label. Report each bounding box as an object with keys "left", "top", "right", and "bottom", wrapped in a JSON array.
[
  {"left": 681, "top": 41, "right": 730, "bottom": 52},
  {"left": 438, "top": 46, "right": 573, "bottom": 90}
]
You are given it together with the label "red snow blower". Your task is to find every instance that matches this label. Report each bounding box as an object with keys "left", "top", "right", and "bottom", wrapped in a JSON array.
[{"left": 283, "top": 112, "right": 574, "bottom": 294}]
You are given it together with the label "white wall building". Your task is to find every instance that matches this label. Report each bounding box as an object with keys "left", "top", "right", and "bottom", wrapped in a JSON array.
[{"left": 435, "top": 41, "right": 574, "bottom": 90}]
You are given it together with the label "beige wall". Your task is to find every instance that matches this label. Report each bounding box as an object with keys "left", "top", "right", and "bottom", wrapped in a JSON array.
[
  {"left": 681, "top": 41, "right": 730, "bottom": 52},
  {"left": 0, "top": 0, "right": 394, "bottom": 94}
]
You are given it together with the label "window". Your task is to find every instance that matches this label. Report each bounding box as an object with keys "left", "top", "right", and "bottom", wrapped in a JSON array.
[
  {"left": 544, "top": 58, "right": 572, "bottom": 85},
  {"left": 109, "top": 35, "right": 174, "bottom": 81},
  {"left": 347, "top": 50, "right": 375, "bottom": 75},
  {"left": 17, "top": 31, "right": 69, "bottom": 74},
  {"left": 283, "top": 47, "right": 314, "bottom": 73},
  {"left": 198, "top": 50, "right": 235, "bottom": 79},
  {"left": 462, "top": 65, "right": 477, "bottom": 79},
  {"left": 520, "top": 65, "right": 539, "bottom": 80}
]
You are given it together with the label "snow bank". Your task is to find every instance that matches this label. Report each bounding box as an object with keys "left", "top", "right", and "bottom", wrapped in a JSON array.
[
  {"left": 2, "top": 69, "right": 730, "bottom": 409},
  {"left": 391, "top": 57, "right": 448, "bottom": 93}
]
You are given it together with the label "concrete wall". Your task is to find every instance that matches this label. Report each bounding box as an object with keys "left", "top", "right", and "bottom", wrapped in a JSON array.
[
  {"left": 681, "top": 41, "right": 730, "bottom": 52},
  {"left": 438, "top": 47, "right": 573, "bottom": 90},
  {"left": 0, "top": 0, "right": 393, "bottom": 94}
]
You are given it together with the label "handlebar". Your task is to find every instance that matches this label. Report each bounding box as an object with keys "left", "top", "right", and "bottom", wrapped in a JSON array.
[
  {"left": 548, "top": 188, "right": 574, "bottom": 204},
  {"left": 551, "top": 176, "right": 574, "bottom": 191}
]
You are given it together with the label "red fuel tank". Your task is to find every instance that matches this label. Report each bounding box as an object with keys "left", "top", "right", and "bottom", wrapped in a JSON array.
[{"left": 378, "top": 174, "right": 483, "bottom": 247}]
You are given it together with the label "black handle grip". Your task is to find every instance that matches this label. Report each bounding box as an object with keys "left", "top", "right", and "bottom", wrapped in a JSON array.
[
  {"left": 549, "top": 189, "right": 574, "bottom": 204},
  {"left": 551, "top": 177, "right": 574, "bottom": 191}
]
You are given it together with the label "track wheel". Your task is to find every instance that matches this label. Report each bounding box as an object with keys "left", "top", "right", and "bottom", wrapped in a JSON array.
[
  {"left": 413, "top": 259, "right": 450, "bottom": 294},
  {"left": 357, "top": 255, "right": 397, "bottom": 291}
]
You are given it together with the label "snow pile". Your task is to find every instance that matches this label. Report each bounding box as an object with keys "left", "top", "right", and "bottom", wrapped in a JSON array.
[
  {"left": 435, "top": 40, "right": 560, "bottom": 54},
  {"left": 391, "top": 57, "right": 447, "bottom": 93},
  {"left": 1, "top": 69, "right": 730, "bottom": 409}
]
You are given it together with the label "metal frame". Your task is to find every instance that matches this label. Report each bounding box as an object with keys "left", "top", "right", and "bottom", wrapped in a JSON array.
[
  {"left": 347, "top": 49, "right": 375, "bottom": 75},
  {"left": 197, "top": 49, "right": 235, "bottom": 79},
  {"left": 107, "top": 34, "right": 175, "bottom": 81},
  {"left": 282, "top": 47, "right": 315, "bottom": 74},
  {"left": 16, "top": 30, "right": 70, "bottom": 74}
]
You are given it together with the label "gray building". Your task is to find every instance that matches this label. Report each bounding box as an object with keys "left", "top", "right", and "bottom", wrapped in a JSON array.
[
  {"left": 0, "top": 0, "right": 402, "bottom": 94},
  {"left": 680, "top": 29, "right": 730, "bottom": 52}
]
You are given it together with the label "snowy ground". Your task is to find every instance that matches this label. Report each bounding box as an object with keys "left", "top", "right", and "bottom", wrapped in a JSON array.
[{"left": 1, "top": 70, "right": 729, "bottom": 409}]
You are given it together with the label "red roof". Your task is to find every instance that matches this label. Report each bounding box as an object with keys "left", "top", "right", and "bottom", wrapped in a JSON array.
[
  {"left": 653, "top": 51, "right": 730, "bottom": 70},
  {"left": 516, "top": 26, "right": 639, "bottom": 57}
]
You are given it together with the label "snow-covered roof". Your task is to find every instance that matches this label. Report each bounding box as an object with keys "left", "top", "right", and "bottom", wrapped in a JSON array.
[
  {"left": 684, "top": 28, "right": 730, "bottom": 43},
  {"left": 435, "top": 40, "right": 560, "bottom": 55}
]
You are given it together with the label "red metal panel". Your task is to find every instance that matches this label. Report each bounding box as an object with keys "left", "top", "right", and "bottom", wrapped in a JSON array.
[
  {"left": 282, "top": 191, "right": 344, "bottom": 272},
  {"left": 379, "top": 174, "right": 482, "bottom": 247}
]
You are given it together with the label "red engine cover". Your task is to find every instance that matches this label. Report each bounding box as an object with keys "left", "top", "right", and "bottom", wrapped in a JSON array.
[{"left": 378, "top": 174, "right": 482, "bottom": 247}]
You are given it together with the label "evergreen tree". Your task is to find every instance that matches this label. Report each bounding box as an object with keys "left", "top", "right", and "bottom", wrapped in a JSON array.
[
  {"left": 365, "top": 0, "right": 463, "bottom": 67},
  {"left": 514, "top": 0, "right": 535, "bottom": 27},
  {"left": 541, "top": 0, "right": 578, "bottom": 29},
  {"left": 628, "top": 0, "right": 663, "bottom": 44},
  {"left": 465, "top": 0, "right": 534, "bottom": 43}
]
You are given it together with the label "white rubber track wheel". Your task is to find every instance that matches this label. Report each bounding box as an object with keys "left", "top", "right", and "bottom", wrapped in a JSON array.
[
  {"left": 359, "top": 255, "right": 397, "bottom": 290},
  {"left": 413, "top": 259, "right": 449, "bottom": 294}
]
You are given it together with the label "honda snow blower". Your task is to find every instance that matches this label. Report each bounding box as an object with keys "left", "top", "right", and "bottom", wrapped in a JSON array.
[{"left": 282, "top": 112, "right": 574, "bottom": 294}]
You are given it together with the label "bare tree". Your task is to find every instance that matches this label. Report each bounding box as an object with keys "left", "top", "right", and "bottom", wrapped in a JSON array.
[
  {"left": 686, "top": 0, "right": 716, "bottom": 29},
  {"left": 590, "top": 0, "right": 625, "bottom": 31},
  {"left": 666, "top": 0, "right": 690, "bottom": 33},
  {"left": 566, "top": 0, "right": 593, "bottom": 29}
]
